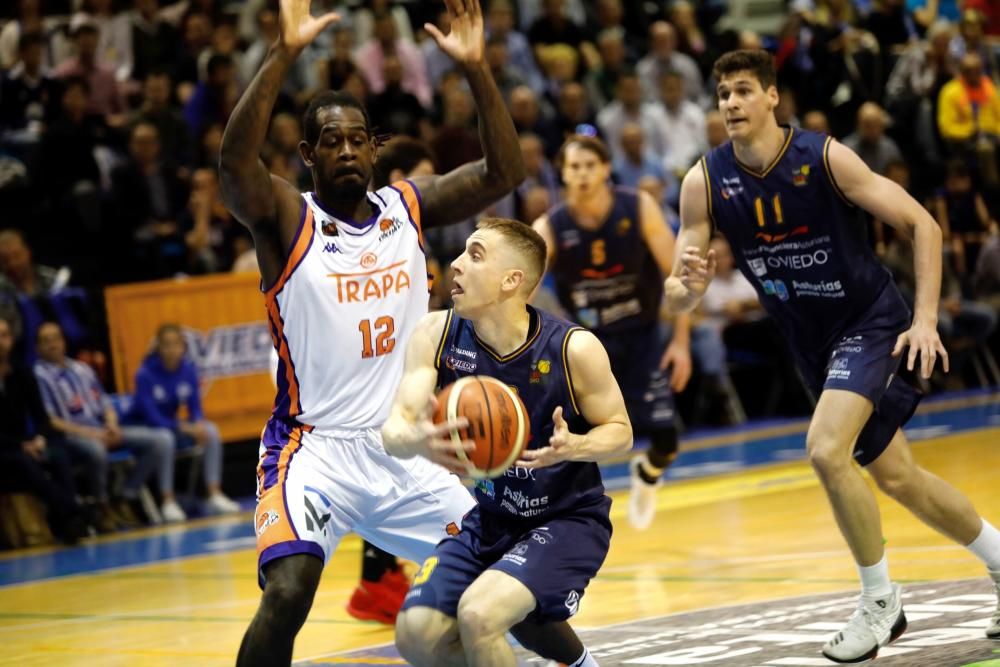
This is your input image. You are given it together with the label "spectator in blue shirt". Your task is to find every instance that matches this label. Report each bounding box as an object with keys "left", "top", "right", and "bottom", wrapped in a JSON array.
[
  {"left": 124, "top": 323, "right": 238, "bottom": 521},
  {"left": 34, "top": 322, "right": 174, "bottom": 531}
]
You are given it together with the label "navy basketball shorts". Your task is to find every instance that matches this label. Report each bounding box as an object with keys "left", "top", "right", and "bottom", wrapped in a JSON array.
[
  {"left": 400, "top": 498, "right": 612, "bottom": 623},
  {"left": 596, "top": 324, "right": 676, "bottom": 433},
  {"left": 794, "top": 284, "right": 922, "bottom": 466}
]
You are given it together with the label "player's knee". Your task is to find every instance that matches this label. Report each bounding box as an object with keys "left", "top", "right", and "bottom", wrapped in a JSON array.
[
  {"left": 395, "top": 610, "right": 435, "bottom": 666},
  {"left": 259, "top": 569, "right": 317, "bottom": 632},
  {"left": 806, "top": 433, "right": 852, "bottom": 476},
  {"left": 457, "top": 594, "right": 505, "bottom": 644},
  {"left": 396, "top": 609, "right": 455, "bottom": 667}
]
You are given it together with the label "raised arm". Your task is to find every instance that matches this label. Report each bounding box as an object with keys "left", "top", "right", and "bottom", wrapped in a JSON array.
[
  {"left": 517, "top": 330, "right": 632, "bottom": 468},
  {"left": 409, "top": 0, "right": 525, "bottom": 227},
  {"left": 219, "top": 0, "right": 340, "bottom": 285},
  {"left": 664, "top": 162, "right": 716, "bottom": 314},
  {"left": 826, "top": 138, "right": 948, "bottom": 378},
  {"left": 381, "top": 311, "right": 472, "bottom": 473}
]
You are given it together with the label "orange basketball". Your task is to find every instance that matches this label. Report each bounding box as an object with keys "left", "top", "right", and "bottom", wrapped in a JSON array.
[{"left": 433, "top": 376, "right": 530, "bottom": 479}]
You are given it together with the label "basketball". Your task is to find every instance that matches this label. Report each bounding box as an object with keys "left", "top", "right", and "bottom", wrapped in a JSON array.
[{"left": 433, "top": 376, "right": 530, "bottom": 479}]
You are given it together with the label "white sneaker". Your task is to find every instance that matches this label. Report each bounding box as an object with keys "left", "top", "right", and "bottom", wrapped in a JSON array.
[
  {"left": 628, "top": 454, "right": 660, "bottom": 531},
  {"left": 204, "top": 493, "right": 240, "bottom": 515},
  {"left": 822, "top": 583, "right": 907, "bottom": 663},
  {"left": 161, "top": 500, "right": 187, "bottom": 523},
  {"left": 988, "top": 569, "right": 1000, "bottom": 639}
]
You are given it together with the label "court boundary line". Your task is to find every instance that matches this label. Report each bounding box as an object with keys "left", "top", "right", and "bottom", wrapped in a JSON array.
[{"left": 294, "top": 576, "right": 995, "bottom": 663}]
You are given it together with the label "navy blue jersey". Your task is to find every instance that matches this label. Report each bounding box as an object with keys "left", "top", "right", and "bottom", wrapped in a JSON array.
[
  {"left": 703, "top": 128, "right": 898, "bottom": 351},
  {"left": 435, "top": 306, "right": 606, "bottom": 521},
  {"left": 548, "top": 187, "right": 663, "bottom": 333}
]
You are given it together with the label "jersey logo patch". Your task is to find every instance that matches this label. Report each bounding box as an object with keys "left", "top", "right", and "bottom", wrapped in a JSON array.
[
  {"left": 617, "top": 217, "right": 632, "bottom": 235},
  {"left": 360, "top": 252, "right": 378, "bottom": 269},
  {"left": 755, "top": 225, "right": 809, "bottom": 243},
  {"left": 793, "top": 164, "right": 811, "bottom": 186},
  {"left": 378, "top": 217, "right": 403, "bottom": 242},
  {"left": 721, "top": 175, "right": 744, "bottom": 199}
]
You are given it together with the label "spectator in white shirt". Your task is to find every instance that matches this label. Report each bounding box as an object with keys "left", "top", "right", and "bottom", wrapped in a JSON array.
[
  {"left": 658, "top": 69, "right": 706, "bottom": 175},
  {"left": 597, "top": 70, "right": 671, "bottom": 164},
  {"left": 637, "top": 21, "right": 703, "bottom": 106}
]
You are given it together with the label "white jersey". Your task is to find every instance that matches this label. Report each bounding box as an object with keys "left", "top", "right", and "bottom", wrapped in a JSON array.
[{"left": 264, "top": 181, "right": 429, "bottom": 431}]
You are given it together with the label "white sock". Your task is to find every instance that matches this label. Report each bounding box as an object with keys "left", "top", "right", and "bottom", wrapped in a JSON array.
[
  {"left": 568, "top": 648, "right": 599, "bottom": 667},
  {"left": 858, "top": 554, "right": 893, "bottom": 598},
  {"left": 967, "top": 519, "right": 1000, "bottom": 572}
]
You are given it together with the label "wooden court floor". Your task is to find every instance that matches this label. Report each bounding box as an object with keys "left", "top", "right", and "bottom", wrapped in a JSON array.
[{"left": 0, "top": 424, "right": 998, "bottom": 666}]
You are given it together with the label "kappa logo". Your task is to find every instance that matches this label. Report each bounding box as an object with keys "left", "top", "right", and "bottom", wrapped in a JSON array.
[{"left": 323, "top": 242, "right": 342, "bottom": 254}]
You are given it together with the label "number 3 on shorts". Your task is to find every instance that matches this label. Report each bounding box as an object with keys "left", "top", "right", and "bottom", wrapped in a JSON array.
[{"left": 413, "top": 556, "right": 439, "bottom": 585}]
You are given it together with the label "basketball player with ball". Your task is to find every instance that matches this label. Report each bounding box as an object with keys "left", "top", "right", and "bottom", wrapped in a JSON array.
[{"left": 382, "top": 218, "right": 632, "bottom": 667}]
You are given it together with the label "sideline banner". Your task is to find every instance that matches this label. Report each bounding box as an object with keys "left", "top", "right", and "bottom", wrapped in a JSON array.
[{"left": 105, "top": 273, "right": 272, "bottom": 442}]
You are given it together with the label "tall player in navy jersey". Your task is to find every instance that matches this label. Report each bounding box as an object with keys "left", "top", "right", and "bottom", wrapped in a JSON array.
[
  {"left": 382, "top": 219, "right": 632, "bottom": 667},
  {"left": 532, "top": 135, "right": 692, "bottom": 531},
  {"left": 668, "top": 49, "right": 1000, "bottom": 663}
]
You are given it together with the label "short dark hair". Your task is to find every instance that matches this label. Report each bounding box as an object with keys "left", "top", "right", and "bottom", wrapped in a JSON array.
[
  {"left": 557, "top": 134, "right": 611, "bottom": 167},
  {"left": 373, "top": 137, "right": 434, "bottom": 188},
  {"left": 712, "top": 49, "right": 777, "bottom": 90},
  {"left": 302, "top": 90, "right": 372, "bottom": 145},
  {"left": 476, "top": 218, "right": 547, "bottom": 293}
]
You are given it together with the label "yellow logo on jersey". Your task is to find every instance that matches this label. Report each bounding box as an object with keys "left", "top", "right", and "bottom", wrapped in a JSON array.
[
  {"left": 793, "top": 164, "right": 810, "bottom": 186},
  {"left": 617, "top": 217, "right": 632, "bottom": 235},
  {"left": 537, "top": 360, "right": 551, "bottom": 374}
]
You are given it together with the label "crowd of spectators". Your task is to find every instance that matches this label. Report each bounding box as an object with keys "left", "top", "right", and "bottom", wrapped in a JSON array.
[{"left": 2, "top": 0, "right": 1000, "bottom": 542}]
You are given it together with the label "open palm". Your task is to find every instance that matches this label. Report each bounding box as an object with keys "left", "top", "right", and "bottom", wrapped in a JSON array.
[
  {"left": 279, "top": 0, "right": 340, "bottom": 53},
  {"left": 425, "top": 0, "right": 485, "bottom": 65}
]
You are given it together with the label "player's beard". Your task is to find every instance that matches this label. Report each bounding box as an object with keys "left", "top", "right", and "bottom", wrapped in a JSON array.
[
  {"left": 335, "top": 178, "right": 368, "bottom": 201},
  {"left": 327, "top": 172, "right": 369, "bottom": 201}
]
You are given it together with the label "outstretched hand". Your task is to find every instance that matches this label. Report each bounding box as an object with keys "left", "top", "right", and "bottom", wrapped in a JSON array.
[
  {"left": 425, "top": 0, "right": 485, "bottom": 66},
  {"left": 678, "top": 246, "right": 717, "bottom": 298},
  {"left": 278, "top": 0, "right": 341, "bottom": 54},
  {"left": 892, "top": 320, "right": 949, "bottom": 379},
  {"left": 515, "top": 406, "right": 574, "bottom": 469}
]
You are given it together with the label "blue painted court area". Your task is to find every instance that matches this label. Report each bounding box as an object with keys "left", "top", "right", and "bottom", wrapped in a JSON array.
[{"left": 1, "top": 389, "right": 997, "bottom": 588}]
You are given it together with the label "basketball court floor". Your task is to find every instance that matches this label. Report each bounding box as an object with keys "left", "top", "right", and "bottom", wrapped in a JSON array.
[{"left": 2, "top": 389, "right": 998, "bottom": 667}]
